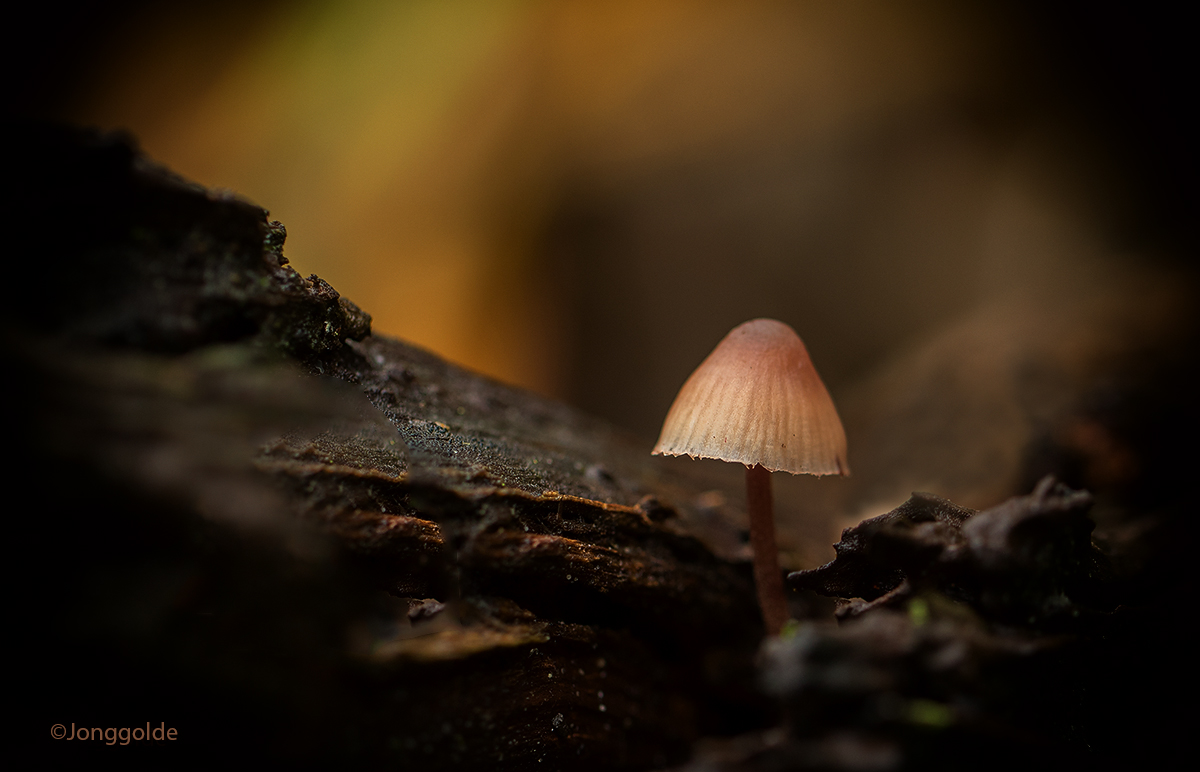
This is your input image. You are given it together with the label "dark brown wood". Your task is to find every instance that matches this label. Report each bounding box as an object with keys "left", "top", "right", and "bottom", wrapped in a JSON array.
[
  {"left": 12, "top": 125, "right": 769, "bottom": 770},
  {"left": 745, "top": 463, "right": 787, "bottom": 636}
]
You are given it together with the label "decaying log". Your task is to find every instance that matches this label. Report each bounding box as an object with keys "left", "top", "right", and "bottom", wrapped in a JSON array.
[
  {"left": 13, "top": 123, "right": 767, "bottom": 769},
  {"left": 12, "top": 123, "right": 1192, "bottom": 770}
]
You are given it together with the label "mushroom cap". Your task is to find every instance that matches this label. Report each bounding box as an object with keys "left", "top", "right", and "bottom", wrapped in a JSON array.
[{"left": 652, "top": 319, "right": 848, "bottom": 475}]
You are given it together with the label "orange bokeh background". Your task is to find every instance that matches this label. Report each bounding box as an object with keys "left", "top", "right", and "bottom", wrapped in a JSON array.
[{"left": 19, "top": 0, "right": 1192, "bottom": 566}]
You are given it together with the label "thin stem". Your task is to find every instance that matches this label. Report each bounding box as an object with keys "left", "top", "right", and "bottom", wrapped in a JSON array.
[{"left": 746, "top": 463, "right": 787, "bottom": 636}]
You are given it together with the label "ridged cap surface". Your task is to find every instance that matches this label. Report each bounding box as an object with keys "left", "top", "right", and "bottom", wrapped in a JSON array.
[{"left": 652, "top": 319, "right": 848, "bottom": 475}]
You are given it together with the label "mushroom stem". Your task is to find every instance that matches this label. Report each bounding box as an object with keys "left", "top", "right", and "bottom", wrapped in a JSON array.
[{"left": 745, "top": 463, "right": 787, "bottom": 636}]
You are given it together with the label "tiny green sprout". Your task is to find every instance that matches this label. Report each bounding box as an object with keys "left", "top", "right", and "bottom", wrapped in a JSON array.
[
  {"left": 908, "top": 597, "right": 930, "bottom": 627},
  {"left": 907, "top": 698, "right": 953, "bottom": 728}
]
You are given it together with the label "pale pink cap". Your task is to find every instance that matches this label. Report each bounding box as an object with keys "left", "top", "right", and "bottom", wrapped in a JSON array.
[{"left": 652, "top": 319, "right": 848, "bottom": 475}]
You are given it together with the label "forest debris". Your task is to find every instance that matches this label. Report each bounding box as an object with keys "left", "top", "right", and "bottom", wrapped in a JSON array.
[{"left": 790, "top": 477, "right": 1115, "bottom": 627}]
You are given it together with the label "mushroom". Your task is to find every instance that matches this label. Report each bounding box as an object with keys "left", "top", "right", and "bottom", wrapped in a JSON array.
[{"left": 652, "top": 319, "right": 848, "bottom": 635}]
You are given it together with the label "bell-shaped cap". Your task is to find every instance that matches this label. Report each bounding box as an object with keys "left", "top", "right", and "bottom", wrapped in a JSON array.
[{"left": 652, "top": 319, "right": 848, "bottom": 475}]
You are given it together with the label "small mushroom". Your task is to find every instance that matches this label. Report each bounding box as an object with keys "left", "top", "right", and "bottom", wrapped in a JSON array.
[{"left": 653, "top": 319, "right": 848, "bottom": 635}]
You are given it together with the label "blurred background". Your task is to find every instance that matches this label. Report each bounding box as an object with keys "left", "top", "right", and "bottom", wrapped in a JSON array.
[{"left": 9, "top": 0, "right": 1195, "bottom": 567}]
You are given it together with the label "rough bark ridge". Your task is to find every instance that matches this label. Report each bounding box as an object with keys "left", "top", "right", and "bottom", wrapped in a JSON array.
[{"left": 14, "top": 123, "right": 764, "bottom": 769}]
